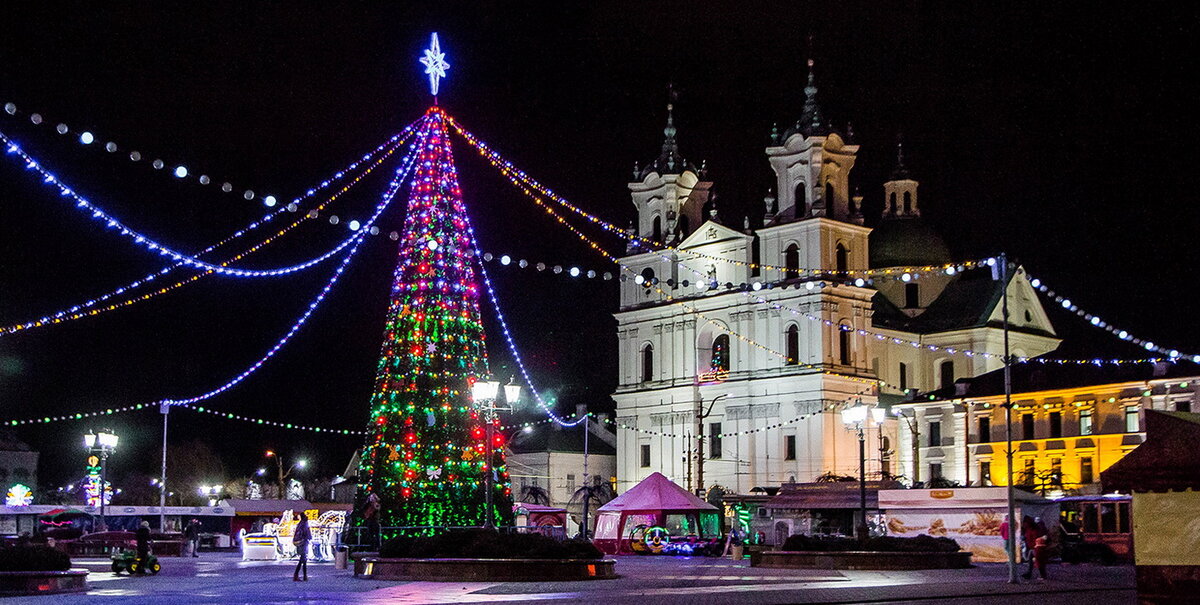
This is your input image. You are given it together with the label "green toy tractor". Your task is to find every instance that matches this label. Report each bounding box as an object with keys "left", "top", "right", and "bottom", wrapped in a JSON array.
[{"left": 111, "top": 549, "right": 161, "bottom": 575}]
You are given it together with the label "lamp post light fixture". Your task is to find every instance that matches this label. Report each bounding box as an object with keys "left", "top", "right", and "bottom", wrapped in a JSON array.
[
  {"left": 83, "top": 428, "right": 118, "bottom": 531},
  {"left": 841, "top": 403, "right": 886, "bottom": 542},
  {"left": 472, "top": 377, "right": 520, "bottom": 529},
  {"left": 264, "top": 451, "right": 307, "bottom": 499},
  {"left": 198, "top": 484, "right": 223, "bottom": 506}
]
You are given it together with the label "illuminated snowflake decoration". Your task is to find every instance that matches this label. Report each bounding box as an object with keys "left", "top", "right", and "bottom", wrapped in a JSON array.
[
  {"left": 6, "top": 484, "right": 32, "bottom": 507},
  {"left": 419, "top": 33, "right": 450, "bottom": 96}
]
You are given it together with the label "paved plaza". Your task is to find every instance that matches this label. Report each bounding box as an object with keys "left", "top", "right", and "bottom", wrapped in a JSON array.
[{"left": 3, "top": 553, "right": 1136, "bottom": 604}]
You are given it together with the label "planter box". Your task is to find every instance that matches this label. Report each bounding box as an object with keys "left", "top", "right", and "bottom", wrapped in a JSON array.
[
  {"left": 353, "top": 556, "right": 616, "bottom": 581},
  {"left": 0, "top": 569, "right": 89, "bottom": 596},
  {"left": 753, "top": 550, "right": 973, "bottom": 570}
]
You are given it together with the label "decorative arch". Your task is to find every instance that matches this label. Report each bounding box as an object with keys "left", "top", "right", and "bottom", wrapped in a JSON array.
[
  {"left": 940, "top": 359, "right": 955, "bottom": 390},
  {"left": 838, "top": 320, "right": 853, "bottom": 366},
  {"left": 835, "top": 242, "right": 849, "bottom": 274},
  {"left": 641, "top": 342, "right": 654, "bottom": 383},
  {"left": 784, "top": 243, "right": 800, "bottom": 280},
  {"left": 651, "top": 215, "right": 662, "bottom": 242},
  {"left": 785, "top": 323, "right": 800, "bottom": 366},
  {"left": 903, "top": 191, "right": 912, "bottom": 214},
  {"left": 710, "top": 334, "right": 731, "bottom": 372}
]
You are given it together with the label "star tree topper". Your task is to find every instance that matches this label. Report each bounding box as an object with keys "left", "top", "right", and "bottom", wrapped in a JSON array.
[{"left": 419, "top": 33, "right": 450, "bottom": 96}]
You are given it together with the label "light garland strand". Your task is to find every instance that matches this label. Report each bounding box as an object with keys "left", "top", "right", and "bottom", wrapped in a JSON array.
[
  {"left": 479, "top": 252, "right": 613, "bottom": 281},
  {"left": 1024, "top": 272, "right": 1200, "bottom": 363},
  {"left": 1, "top": 130, "right": 387, "bottom": 278},
  {"left": 449, "top": 117, "right": 989, "bottom": 278},
  {"left": 178, "top": 404, "right": 368, "bottom": 435},
  {"left": 0, "top": 123, "right": 420, "bottom": 336},
  {"left": 157, "top": 125, "right": 427, "bottom": 407},
  {"left": 3, "top": 403, "right": 150, "bottom": 427},
  {"left": 4, "top": 99, "right": 280, "bottom": 204}
]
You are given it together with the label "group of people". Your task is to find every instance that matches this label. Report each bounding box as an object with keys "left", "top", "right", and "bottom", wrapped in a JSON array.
[{"left": 999, "top": 515, "right": 1051, "bottom": 581}]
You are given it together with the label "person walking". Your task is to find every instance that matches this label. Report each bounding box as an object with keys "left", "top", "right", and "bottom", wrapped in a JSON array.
[
  {"left": 293, "top": 516, "right": 311, "bottom": 582},
  {"left": 1021, "top": 515, "right": 1046, "bottom": 580},
  {"left": 363, "top": 493, "right": 381, "bottom": 548},
  {"left": 184, "top": 519, "right": 201, "bottom": 557},
  {"left": 136, "top": 520, "right": 152, "bottom": 574},
  {"left": 1030, "top": 533, "right": 1050, "bottom": 581}
]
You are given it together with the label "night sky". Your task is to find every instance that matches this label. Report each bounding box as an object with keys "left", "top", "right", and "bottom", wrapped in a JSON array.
[{"left": 2, "top": 4, "right": 1198, "bottom": 492}]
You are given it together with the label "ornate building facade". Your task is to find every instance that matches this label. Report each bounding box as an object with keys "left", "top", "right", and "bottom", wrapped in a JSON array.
[{"left": 611, "top": 61, "right": 1060, "bottom": 495}]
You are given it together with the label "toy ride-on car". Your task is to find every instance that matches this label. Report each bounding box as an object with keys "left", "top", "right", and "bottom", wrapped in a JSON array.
[{"left": 111, "top": 549, "right": 161, "bottom": 575}]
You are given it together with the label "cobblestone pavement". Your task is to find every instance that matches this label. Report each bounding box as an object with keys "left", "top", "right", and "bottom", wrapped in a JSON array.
[{"left": 3, "top": 553, "right": 1135, "bottom": 604}]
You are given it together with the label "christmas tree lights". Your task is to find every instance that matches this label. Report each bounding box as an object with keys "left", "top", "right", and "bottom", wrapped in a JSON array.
[{"left": 358, "top": 108, "right": 512, "bottom": 530}]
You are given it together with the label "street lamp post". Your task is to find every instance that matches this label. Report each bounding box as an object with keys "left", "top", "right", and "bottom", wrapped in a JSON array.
[
  {"left": 264, "top": 451, "right": 306, "bottom": 499},
  {"left": 84, "top": 429, "right": 119, "bottom": 531},
  {"left": 694, "top": 393, "right": 729, "bottom": 499},
  {"left": 472, "top": 377, "right": 520, "bottom": 529},
  {"left": 160, "top": 403, "right": 170, "bottom": 532},
  {"left": 841, "top": 403, "right": 885, "bottom": 542}
]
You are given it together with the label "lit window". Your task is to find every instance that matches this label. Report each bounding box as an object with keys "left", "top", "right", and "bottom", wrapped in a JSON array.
[
  {"left": 1080, "top": 409, "right": 1094, "bottom": 436},
  {"left": 1125, "top": 407, "right": 1139, "bottom": 432}
]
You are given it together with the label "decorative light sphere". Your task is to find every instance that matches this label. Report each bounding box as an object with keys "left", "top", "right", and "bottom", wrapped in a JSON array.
[
  {"left": 243, "top": 190, "right": 254, "bottom": 200},
  {"left": 105, "top": 142, "right": 117, "bottom": 152},
  {"left": 329, "top": 215, "right": 339, "bottom": 225},
  {"left": 56, "top": 123, "right": 69, "bottom": 134},
  {"left": 174, "top": 166, "right": 188, "bottom": 178},
  {"left": 287, "top": 202, "right": 299, "bottom": 212},
  {"left": 369, "top": 226, "right": 380, "bottom": 235},
  {"left": 500, "top": 255, "right": 511, "bottom": 265},
  {"left": 221, "top": 183, "right": 233, "bottom": 192},
  {"left": 389, "top": 231, "right": 399, "bottom": 241},
  {"left": 900, "top": 273, "right": 912, "bottom": 282},
  {"left": 199, "top": 175, "right": 211, "bottom": 185},
  {"left": 569, "top": 267, "right": 581, "bottom": 277},
  {"left": 3, "top": 102, "right": 16, "bottom": 114},
  {"left": 348, "top": 220, "right": 361, "bottom": 231},
  {"left": 79, "top": 132, "right": 94, "bottom": 145},
  {"left": 152, "top": 159, "right": 164, "bottom": 169},
  {"left": 262, "top": 195, "right": 276, "bottom": 207},
  {"left": 129, "top": 151, "right": 142, "bottom": 161},
  {"left": 634, "top": 274, "right": 645, "bottom": 285},
  {"left": 427, "top": 240, "right": 438, "bottom": 251},
  {"left": 30, "top": 113, "right": 42, "bottom": 124},
  {"left": 587, "top": 270, "right": 596, "bottom": 278}
]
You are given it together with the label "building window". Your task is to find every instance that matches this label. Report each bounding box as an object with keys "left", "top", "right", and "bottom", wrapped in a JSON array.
[
  {"left": 978, "top": 417, "right": 991, "bottom": 442},
  {"left": 1080, "top": 457, "right": 1094, "bottom": 485},
  {"left": 710, "top": 334, "right": 730, "bottom": 372},
  {"left": 940, "top": 360, "right": 955, "bottom": 390},
  {"left": 825, "top": 181, "right": 835, "bottom": 207},
  {"left": 1023, "top": 459, "right": 1035, "bottom": 484},
  {"left": 979, "top": 461, "right": 992, "bottom": 486},
  {"left": 1050, "top": 458, "right": 1063, "bottom": 484},
  {"left": 784, "top": 244, "right": 800, "bottom": 280},
  {"left": 651, "top": 216, "right": 662, "bottom": 242},
  {"left": 567, "top": 473, "right": 576, "bottom": 485},
  {"left": 888, "top": 192, "right": 897, "bottom": 213},
  {"left": 1049, "top": 412, "right": 1062, "bottom": 438},
  {"left": 641, "top": 343, "right": 654, "bottom": 382},
  {"left": 903, "top": 190, "right": 912, "bottom": 214},
  {"left": 1080, "top": 408, "right": 1094, "bottom": 436},
  {"left": 785, "top": 324, "right": 799, "bottom": 365},
  {"left": 898, "top": 363, "right": 908, "bottom": 392},
  {"left": 709, "top": 423, "right": 722, "bottom": 459},
  {"left": 928, "top": 421, "right": 941, "bottom": 447},
  {"left": 640, "top": 444, "right": 651, "bottom": 468},
  {"left": 1022, "top": 413, "right": 1035, "bottom": 440},
  {"left": 751, "top": 235, "right": 761, "bottom": 277},
  {"left": 784, "top": 435, "right": 797, "bottom": 460},
  {"left": 1177, "top": 399, "right": 1192, "bottom": 413},
  {"left": 929, "top": 463, "right": 943, "bottom": 480},
  {"left": 904, "top": 282, "right": 919, "bottom": 309},
  {"left": 838, "top": 324, "right": 852, "bottom": 365},
  {"left": 795, "top": 182, "right": 807, "bottom": 211},
  {"left": 835, "top": 243, "right": 849, "bottom": 274},
  {"left": 1125, "top": 407, "right": 1139, "bottom": 432}
]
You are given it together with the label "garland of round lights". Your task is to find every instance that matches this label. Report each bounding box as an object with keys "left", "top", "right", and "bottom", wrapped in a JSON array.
[
  {"left": 3, "top": 403, "right": 151, "bottom": 427},
  {"left": 448, "top": 117, "right": 989, "bottom": 279},
  {"left": 179, "top": 404, "right": 367, "bottom": 435},
  {"left": 157, "top": 127, "right": 425, "bottom": 407},
  {"left": 1024, "top": 272, "right": 1200, "bottom": 363},
  {"left": 4, "top": 100, "right": 280, "bottom": 204},
  {"left": 1, "top": 130, "right": 390, "bottom": 278},
  {"left": 0, "top": 124, "right": 421, "bottom": 337},
  {"left": 479, "top": 252, "right": 613, "bottom": 281}
]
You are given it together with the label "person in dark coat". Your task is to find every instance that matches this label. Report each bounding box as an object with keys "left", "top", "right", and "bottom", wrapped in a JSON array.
[
  {"left": 184, "top": 519, "right": 201, "bottom": 557},
  {"left": 135, "top": 520, "right": 152, "bottom": 572},
  {"left": 292, "top": 516, "right": 311, "bottom": 582}
]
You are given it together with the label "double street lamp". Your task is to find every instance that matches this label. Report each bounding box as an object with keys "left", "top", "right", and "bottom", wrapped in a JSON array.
[
  {"left": 83, "top": 429, "right": 119, "bottom": 531},
  {"left": 472, "top": 377, "right": 521, "bottom": 529},
  {"left": 264, "top": 451, "right": 306, "bottom": 499},
  {"left": 841, "top": 403, "right": 885, "bottom": 541}
]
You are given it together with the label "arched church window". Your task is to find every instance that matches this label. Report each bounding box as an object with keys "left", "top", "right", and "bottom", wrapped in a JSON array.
[
  {"left": 710, "top": 334, "right": 731, "bottom": 372},
  {"left": 785, "top": 324, "right": 799, "bottom": 365},
  {"left": 825, "top": 181, "right": 835, "bottom": 206},
  {"left": 651, "top": 216, "right": 662, "bottom": 242},
  {"left": 838, "top": 322, "right": 852, "bottom": 366},
  {"left": 640, "top": 267, "right": 655, "bottom": 287},
  {"left": 835, "top": 243, "right": 849, "bottom": 274},
  {"left": 794, "top": 182, "right": 807, "bottom": 211},
  {"left": 903, "top": 191, "right": 912, "bottom": 214},
  {"left": 678, "top": 215, "right": 690, "bottom": 238},
  {"left": 641, "top": 343, "right": 654, "bottom": 382},
  {"left": 784, "top": 243, "right": 800, "bottom": 280},
  {"left": 889, "top": 192, "right": 897, "bottom": 213},
  {"left": 751, "top": 235, "right": 761, "bottom": 278},
  {"left": 940, "top": 360, "right": 955, "bottom": 390}
]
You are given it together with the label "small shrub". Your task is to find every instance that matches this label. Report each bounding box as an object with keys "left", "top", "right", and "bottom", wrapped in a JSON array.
[
  {"left": 781, "top": 534, "right": 959, "bottom": 553},
  {"left": 379, "top": 529, "right": 602, "bottom": 559},
  {"left": 0, "top": 545, "right": 72, "bottom": 571}
]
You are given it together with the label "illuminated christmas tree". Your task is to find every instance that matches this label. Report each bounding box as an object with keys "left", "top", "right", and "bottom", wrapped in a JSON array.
[{"left": 358, "top": 108, "right": 512, "bottom": 529}]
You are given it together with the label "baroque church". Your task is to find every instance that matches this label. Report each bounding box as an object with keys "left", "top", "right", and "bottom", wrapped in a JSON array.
[{"left": 611, "top": 60, "right": 1060, "bottom": 495}]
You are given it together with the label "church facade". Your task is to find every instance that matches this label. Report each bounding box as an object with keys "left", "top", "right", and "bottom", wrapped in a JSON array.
[{"left": 611, "top": 62, "right": 1060, "bottom": 495}]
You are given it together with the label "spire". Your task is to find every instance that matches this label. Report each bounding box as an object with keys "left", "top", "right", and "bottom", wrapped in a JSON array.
[
  {"left": 781, "top": 47, "right": 831, "bottom": 140},
  {"left": 889, "top": 133, "right": 911, "bottom": 181},
  {"left": 636, "top": 84, "right": 697, "bottom": 179}
]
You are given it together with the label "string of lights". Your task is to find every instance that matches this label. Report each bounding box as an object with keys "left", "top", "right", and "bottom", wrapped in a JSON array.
[
  {"left": 3, "top": 403, "right": 150, "bottom": 427},
  {"left": 157, "top": 125, "right": 426, "bottom": 407},
  {"left": 449, "top": 118, "right": 989, "bottom": 278},
  {"left": 1, "top": 129, "right": 396, "bottom": 278},
  {"left": 479, "top": 252, "right": 613, "bottom": 281},
  {"left": 0, "top": 124, "right": 421, "bottom": 336},
  {"left": 3, "top": 99, "right": 286, "bottom": 204},
  {"left": 1024, "top": 272, "right": 1200, "bottom": 363},
  {"left": 178, "top": 404, "right": 368, "bottom": 435}
]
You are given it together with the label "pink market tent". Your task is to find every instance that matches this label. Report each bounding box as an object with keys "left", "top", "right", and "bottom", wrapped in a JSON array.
[{"left": 592, "top": 472, "right": 720, "bottom": 555}]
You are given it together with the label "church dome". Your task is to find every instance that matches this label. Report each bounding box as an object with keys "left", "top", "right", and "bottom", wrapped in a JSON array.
[{"left": 869, "top": 217, "right": 952, "bottom": 268}]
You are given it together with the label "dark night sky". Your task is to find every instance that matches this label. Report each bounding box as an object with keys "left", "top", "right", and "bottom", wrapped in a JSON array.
[{"left": 2, "top": 3, "right": 1198, "bottom": 491}]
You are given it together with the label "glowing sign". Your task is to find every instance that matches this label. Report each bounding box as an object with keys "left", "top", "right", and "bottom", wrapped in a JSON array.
[{"left": 6, "top": 484, "right": 32, "bottom": 507}]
